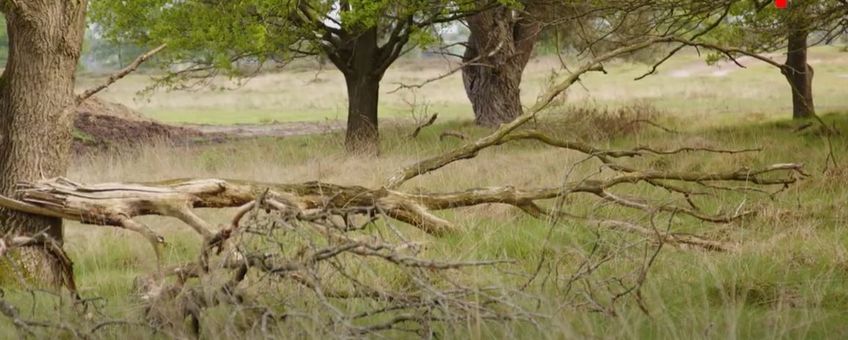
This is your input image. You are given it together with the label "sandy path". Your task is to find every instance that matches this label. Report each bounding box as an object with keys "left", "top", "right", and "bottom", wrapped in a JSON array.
[
  {"left": 666, "top": 53, "right": 784, "bottom": 78},
  {"left": 184, "top": 121, "right": 345, "bottom": 138}
]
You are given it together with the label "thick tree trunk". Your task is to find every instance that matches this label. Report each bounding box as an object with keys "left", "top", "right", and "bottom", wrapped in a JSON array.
[
  {"left": 463, "top": 6, "right": 540, "bottom": 127},
  {"left": 340, "top": 27, "right": 384, "bottom": 155},
  {"left": 0, "top": 1, "right": 87, "bottom": 287},
  {"left": 344, "top": 73, "right": 380, "bottom": 155},
  {"left": 783, "top": 30, "right": 815, "bottom": 119}
]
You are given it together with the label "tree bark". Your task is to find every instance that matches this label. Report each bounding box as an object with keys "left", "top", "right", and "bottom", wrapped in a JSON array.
[
  {"left": 783, "top": 30, "right": 815, "bottom": 119},
  {"left": 344, "top": 73, "right": 380, "bottom": 155},
  {"left": 338, "top": 27, "right": 383, "bottom": 155},
  {"left": 0, "top": 1, "right": 87, "bottom": 287},
  {"left": 462, "top": 6, "right": 540, "bottom": 127}
]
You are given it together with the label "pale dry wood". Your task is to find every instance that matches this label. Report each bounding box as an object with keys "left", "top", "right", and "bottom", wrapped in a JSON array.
[
  {"left": 410, "top": 113, "right": 439, "bottom": 138},
  {"left": 9, "top": 178, "right": 455, "bottom": 236},
  {"left": 0, "top": 159, "right": 804, "bottom": 254}
]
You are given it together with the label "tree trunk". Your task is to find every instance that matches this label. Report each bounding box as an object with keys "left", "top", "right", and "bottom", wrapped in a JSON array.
[
  {"left": 783, "top": 30, "right": 815, "bottom": 119},
  {"left": 344, "top": 73, "right": 380, "bottom": 155},
  {"left": 340, "top": 27, "right": 383, "bottom": 155},
  {"left": 463, "top": 6, "right": 540, "bottom": 127},
  {"left": 0, "top": 1, "right": 87, "bottom": 287}
]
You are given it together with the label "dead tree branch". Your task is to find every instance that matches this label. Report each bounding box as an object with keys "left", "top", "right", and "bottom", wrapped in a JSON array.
[
  {"left": 385, "top": 36, "right": 677, "bottom": 189},
  {"left": 439, "top": 130, "right": 468, "bottom": 141},
  {"left": 410, "top": 113, "right": 438, "bottom": 138},
  {"left": 0, "top": 156, "right": 803, "bottom": 255},
  {"left": 76, "top": 44, "right": 167, "bottom": 104},
  {"left": 387, "top": 41, "right": 504, "bottom": 94}
]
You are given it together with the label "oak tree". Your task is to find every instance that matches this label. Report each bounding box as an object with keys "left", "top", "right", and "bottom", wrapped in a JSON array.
[
  {"left": 696, "top": 0, "right": 847, "bottom": 118},
  {"left": 461, "top": 0, "right": 738, "bottom": 126},
  {"left": 92, "top": 0, "right": 480, "bottom": 154},
  {"left": 0, "top": 0, "right": 88, "bottom": 287},
  {"left": 461, "top": 0, "right": 544, "bottom": 127}
]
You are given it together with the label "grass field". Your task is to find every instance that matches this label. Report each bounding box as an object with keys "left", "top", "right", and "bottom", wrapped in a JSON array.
[
  {"left": 2, "top": 46, "right": 848, "bottom": 339},
  {"left": 59, "top": 112, "right": 848, "bottom": 339}
]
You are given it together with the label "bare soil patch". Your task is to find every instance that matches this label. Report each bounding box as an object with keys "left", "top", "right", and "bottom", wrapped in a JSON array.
[
  {"left": 74, "top": 98, "right": 218, "bottom": 153},
  {"left": 72, "top": 97, "right": 342, "bottom": 153},
  {"left": 183, "top": 120, "right": 343, "bottom": 138}
]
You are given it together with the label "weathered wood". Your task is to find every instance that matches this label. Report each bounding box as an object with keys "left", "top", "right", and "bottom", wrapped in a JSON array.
[
  {"left": 0, "top": 158, "right": 804, "bottom": 255},
  {"left": 12, "top": 178, "right": 455, "bottom": 236}
]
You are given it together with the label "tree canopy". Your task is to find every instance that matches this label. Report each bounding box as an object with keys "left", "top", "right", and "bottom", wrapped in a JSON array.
[
  {"left": 91, "top": 0, "right": 483, "bottom": 153},
  {"left": 698, "top": 0, "right": 848, "bottom": 118},
  {"left": 706, "top": 0, "right": 847, "bottom": 53}
]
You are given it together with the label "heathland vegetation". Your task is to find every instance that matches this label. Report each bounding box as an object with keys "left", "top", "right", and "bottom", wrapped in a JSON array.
[{"left": 1, "top": 1, "right": 847, "bottom": 339}]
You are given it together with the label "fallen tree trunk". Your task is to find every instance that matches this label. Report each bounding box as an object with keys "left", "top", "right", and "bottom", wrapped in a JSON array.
[
  {"left": 11, "top": 178, "right": 455, "bottom": 238},
  {"left": 1, "top": 154, "right": 803, "bottom": 255}
]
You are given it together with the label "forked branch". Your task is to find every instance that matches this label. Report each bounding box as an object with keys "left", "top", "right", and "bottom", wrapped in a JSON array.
[{"left": 384, "top": 37, "right": 680, "bottom": 189}]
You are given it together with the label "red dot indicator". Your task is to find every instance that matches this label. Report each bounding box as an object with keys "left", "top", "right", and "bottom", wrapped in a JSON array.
[{"left": 775, "top": 0, "right": 787, "bottom": 9}]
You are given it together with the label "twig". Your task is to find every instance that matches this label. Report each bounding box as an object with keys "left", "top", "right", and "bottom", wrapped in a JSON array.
[
  {"left": 439, "top": 130, "right": 467, "bottom": 141},
  {"left": 387, "top": 42, "right": 503, "bottom": 94},
  {"left": 628, "top": 119, "right": 680, "bottom": 134},
  {"left": 385, "top": 36, "right": 677, "bottom": 189},
  {"left": 410, "top": 113, "right": 438, "bottom": 138},
  {"left": 793, "top": 122, "right": 814, "bottom": 133}
]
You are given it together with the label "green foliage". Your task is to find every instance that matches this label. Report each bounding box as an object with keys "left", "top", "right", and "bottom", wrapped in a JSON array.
[
  {"left": 0, "top": 16, "right": 8, "bottom": 67},
  {"left": 409, "top": 26, "right": 440, "bottom": 49},
  {"left": 91, "top": 0, "right": 290, "bottom": 78},
  {"left": 704, "top": 0, "right": 847, "bottom": 53},
  {"left": 90, "top": 0, "right": 473, "bottom": 86}
]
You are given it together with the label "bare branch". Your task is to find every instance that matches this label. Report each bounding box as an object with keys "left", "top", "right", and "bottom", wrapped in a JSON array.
[
  {"left": 0, "top": 157, "right": 802, "bottom": 256},
  {"left": 387, "top": 41, "right": 503, "bottom": 94},
  {"left": 76, "top": 44, "right": 167, "bottom": 104},
  {"left": 439, "top": 130, "right": 468, "bottom": 141},
  {"left": 410, "top": 113, "right": 438, "bottom": 138},
  {"left": 385, "top": 36, "right": 677, "bottom": 189}
]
